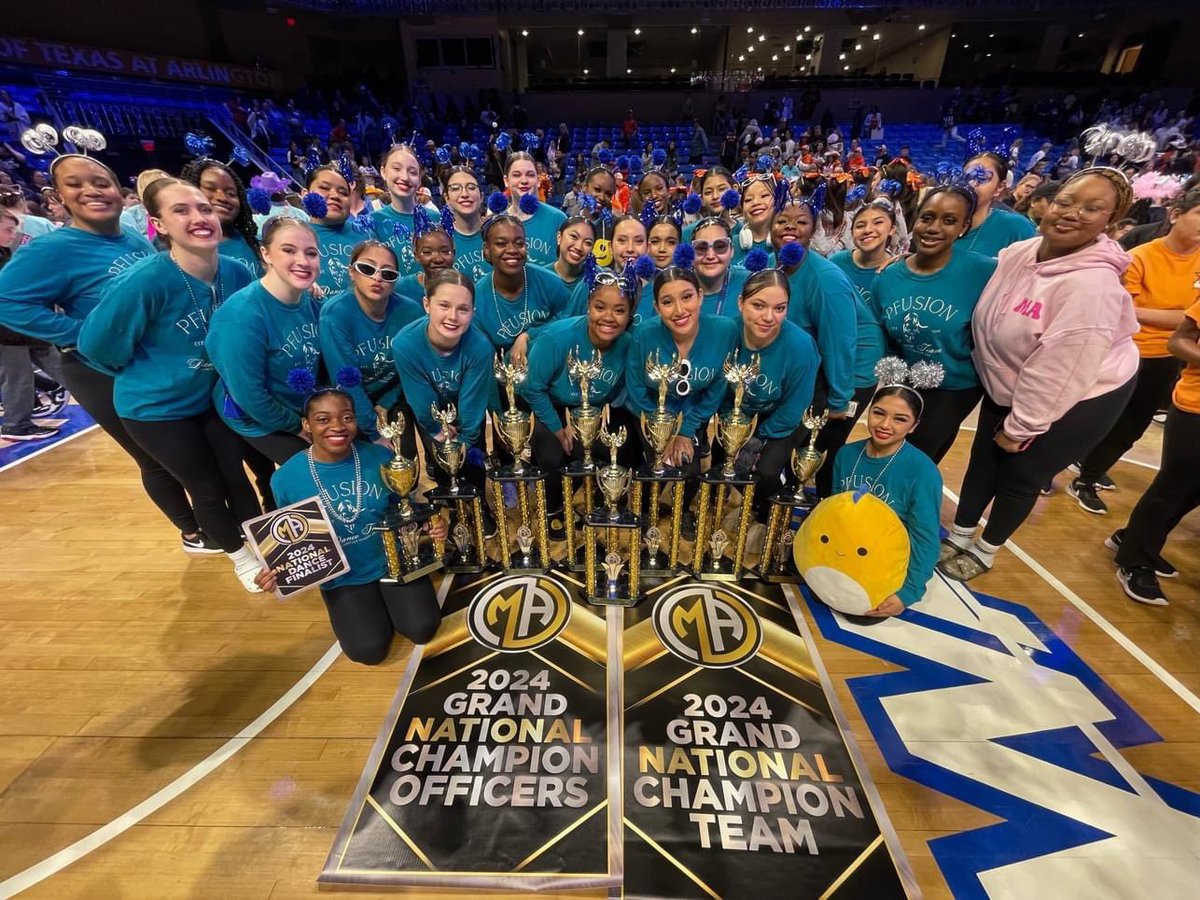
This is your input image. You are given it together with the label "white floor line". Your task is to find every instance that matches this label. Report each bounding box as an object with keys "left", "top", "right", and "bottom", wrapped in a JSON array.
[
  {"left": 0, "top": 641, "right": 344, "bottom": 899},
  {"left": 941, "top": 484, "right": 1200, "bottom": 717},
  {"left": 0, "top": 424, "right": 98, "bottom": 475}
]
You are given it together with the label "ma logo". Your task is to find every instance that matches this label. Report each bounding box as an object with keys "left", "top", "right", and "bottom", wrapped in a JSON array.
[
  {"left": 468, "top": 575, "right": 571, "bottom": 652},
  {"left": 270, "top": 511, "right": 310, "bottom": 545},
  {"left": 652, "top": 585, "right": 762, "bottom": 668}
]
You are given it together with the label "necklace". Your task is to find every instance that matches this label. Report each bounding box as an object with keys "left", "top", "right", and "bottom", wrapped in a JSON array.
[
  {"left": 170, "top": 255, "right": 223, "bottom": 337},
  {"left": 308, "top": 444, "right": 364, "bottom": 525},
  {"left": 849, "top": 440, "right": 906, "bottom": 488},
  {"left": 966, "top": 208, "right": 992, "bottom": 252},
  {"left": 711, "top": 270, "right": 732, "bottom": 316},
  {"left": 491, "top": 264, "right": 529, "bottom": 337}
]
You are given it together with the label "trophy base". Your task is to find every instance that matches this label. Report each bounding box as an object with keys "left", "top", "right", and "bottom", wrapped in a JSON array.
[
  {"left": 489, "top": 465, "right": 547, "bottom": 482},
  {"left": 695, "top": 567, "right": 741, "bottom": 583},
  {"left": 393, "top": 557, "right": 444, "bottom": 584},
  {"left": 426, "top": 484, "right": 482, "bottom": 503},
  {"left": 585, "top": 591, "right": 642, "bottom": 608},
  {"left": 633, "top": 465, "right": 685, "bottom": 482},
  {"left": 386, "top": 501, "right": 437, "bottom": 525},
  {"left": 563, "top": 460, "right": 599, "bottom": 477},
  {"left": 754, "top": 567, "right": 805, "bottom": 584},
  {"left": 637, "top": 550, "right": 673, "bottom": 579},
  {"left": 445, "top": 560, "right": 491, "bottom": 575},
  {"left": 507, "top": 555, "right": 550, "bottom": 573}
]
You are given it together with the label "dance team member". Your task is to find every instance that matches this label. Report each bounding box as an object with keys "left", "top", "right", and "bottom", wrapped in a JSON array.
[
  {"left": 393, "top": 205, "right": 456, "bottom": 304},
  {"left": 685, "top": 166, "right": 737, "bottom": 240},
  {"left": 442, "top": 166, "right": 489, "bottom": 280},
  {"left": 504, "top": 151, "right": 566, "bottom": 267},
  {"left": 690, "top": 218, "right": 751, "bottom": 317},
  {"left": 371, "top": 143, "right": 424, "bottom": 275},
  {"left": 551, "top": 215, "right": 596, "bottom": 311},
  {"left": 960, "top": 152, "right": 1037, "bottom": 257},
  {"left": 731, "top": 174, "right": 775, "bottom": 265},
  {"left": 305, "top": 163, "right": 361, "bottom": 298},
  {"left": 181, "top": 158, "right": 261, "bottom": 277}
]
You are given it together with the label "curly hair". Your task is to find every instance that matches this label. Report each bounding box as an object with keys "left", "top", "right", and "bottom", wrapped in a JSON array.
[{"left": 179, "top": 158, "right": 259, "bottom": 257}]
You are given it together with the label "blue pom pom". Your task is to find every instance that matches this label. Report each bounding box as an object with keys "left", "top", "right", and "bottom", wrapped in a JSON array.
[
  {"left": 629, "top": 157, "right": 643, "bottom": 174},
  {"left": 846, "top": 184, "right": 868, "bottom": 204},
  {"left": 351, "top": 209, "right": 374, "bottom": 233},
  {"left": 392, "top": 222, "right": 411, "bottom": 243},
  {"left": 435, "top": 146, "right": 451, "bottom": 166},
  {"left": 743, "top": 248, "right": 770, "bottom": 272},
  {"left": 598, "top": 149, "right": 613, "bottom": 165},
  {"left": 634, "top": 253, "right": 657, "bottom": 280},
  {"left": 720, "top": 188, "right": 742, "bottom": 211},
  {"left": 778, "top": 242, "right": 805, "bottom": 267},
  {"left": 458, "top": 141, "right": 471, "bottom": 159},
  {"left": 639, "top": 199, "right": 658, "bottom": 230},
  {"left": 487, "top": 191, "right": 510, "bottom": 215},
  {"left": 495, "top": 132, "right": 512, "bottom": 152},
  {"left": 184, "top": 133, "right": 208, "bottom": 157},
  {"left": 467, "top": 143, "right": 482, "bottom": 162},
  {"left": 246, "top": 188, "right": 272, "bottom": 215},
  {"left": 335, "top": 366, "right": 362, "bottom": 388},
  {"left": 518, "top": 192, "right": 539, "bottom": 215},
  {"left": 228, "top": 145, "right": 250, "bottom": 168},
  {"left": 522, "top": 132, "right": 538, "bottom": 149},
  {"left": 652, "top": 149, "right": 667, "bottom": 167},
  {"left": 878, "top": 179, "right": 902, "bottom": 197},
  {"left": 412, "top": 204, "right": 433, "bottom": 239},
  {"left": 672, "top": 243, "right": 696, "bottom": 269},
  {"left": 439, "top": 204, "right": 456, "bottom": 233},
  {"left": 682, "top": 192, "right": 702, "bottom": 215},
  {"left": 466, "top": 446, "right": 485, "bottom": 468},
  {"left": 286, "top": 367, "right": 317, "bottom": 396},
  {"left": 757, "top": 153, "right": 774, "bottom": 172},
  {"left": 337, "top": 156, "right": 355, "bottom": 184},
  {"left": 579, "top": 193, "right": 598, "bottom": 214},
  {"left": 616, "top": 155, "right": 630, "bottom": 171},
  {"left": 733, "top": 165, "right": 749, "bottom": 183},
  {"left": 582, "top": 254, "right": 599, "bottom": 289},
  {"left": 302, "top": 192, "right": 328, "bottom": 219}
]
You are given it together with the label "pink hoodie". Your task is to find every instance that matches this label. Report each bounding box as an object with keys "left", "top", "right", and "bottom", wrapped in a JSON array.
[{"left": 971, "top": 235, "right": 1138, "bottom": 442}]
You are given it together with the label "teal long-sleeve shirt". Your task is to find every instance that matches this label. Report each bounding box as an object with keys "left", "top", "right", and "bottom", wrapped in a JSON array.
[
  {"left": 391, "top": 316, "right": 495, "bottom": 445},
  {"left": 831, "top": 439, "right": 943, "bottom": 607},
  {"left": 625, "top": 314, "right": 739, "bottom": 439},
  {"left": 516, "top": 204, "right": 567, "bottom": 268},
  {"left": 701, "top": 265, "right": 753, "bottom": 319},
  {"left": 779, "top": 250, "right": 858, "bottom": 412},
  {"left": 454, "top": 228, "right": 491, "bottom": 281},
  {"left": 519, "top": 315, "right": 631, "bottom": 433},
  {"left": 311, "top": 220, "right": 370, "bottom": 297},
  {"left": 370, "top": 206, "right": 419, "bottom": 276},
  {"left": 218, "top": 232, "right": 262, "bottom": 279},
  {"left": 206, "top": 281, "right": 322, "bottom": 437},
  {"left": 78, "top": 254, "right": 253, "bottom": 421},
  {"left": 828, "top": 249, "right": 889, "bottom": 389},
  {"left": 868, "top": 249, "right": 997, "bottom": 390},
  {"left": 0, "top": 226, "right": 155, "bottom": 366},
  {"left": 961, "top": 206, "right": 1035, "bottom": 258},
  {"left": 725, "top": 318, "right": 819, "bottom": 440},
  {"left": 473, "top": 264, "right": 570, "bottom": 351},
  {"left": 318, "top": 289, "right": 423, "bottom": 438}
]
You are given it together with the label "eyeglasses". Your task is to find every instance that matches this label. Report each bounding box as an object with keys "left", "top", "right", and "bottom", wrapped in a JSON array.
[
  {"left": 1047, "top": 197, "right": 1112, "bottom": 222},
  {"left": 693, "top": 239, "right": 732, "bottom": 256},
  {"left": 446, "top": 183, "right": 480, "bottom": 194},
  {"left": 352, "top": 260, "right": 400, "bottom": 282}
]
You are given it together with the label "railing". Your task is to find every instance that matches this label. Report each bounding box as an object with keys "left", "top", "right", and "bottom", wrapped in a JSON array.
[{"left": 204, "top": 108, "right": 298, "bottom": 186}]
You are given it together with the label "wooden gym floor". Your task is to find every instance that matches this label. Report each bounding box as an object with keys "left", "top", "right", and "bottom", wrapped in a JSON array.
[{"left": 0, "top": 416, "right": 1197, "bottom": 899}]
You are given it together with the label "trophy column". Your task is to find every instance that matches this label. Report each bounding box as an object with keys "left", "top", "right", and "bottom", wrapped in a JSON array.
[
  {"left": 561, "top": 348, "right": 605, "bottom": 573},
  {"left": 583, "top": 424, "right": 642, "bottom": 606},
  {"left": 631, "top": 349, "right": 687, "bottom": 581},
  {"left": 491, "top": 352, "right": 551, "bottom": 572},
  {"left": 376, "top": 411, "right": 444, "bottom": 583},
  {"left": 756, "top": 407, "right": 828, "bottom": 583},
  {"left": 426, "top": 403, "right": 491, "bottom": 574}
]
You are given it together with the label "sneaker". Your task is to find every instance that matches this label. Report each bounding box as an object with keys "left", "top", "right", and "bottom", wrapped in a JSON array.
[
  {"left": 1152, "top": 412, "right": 1167, "bottom": 425},
  {"left": 938, "top": 539, "right": 963, "bottom": 564},
  {"left": 1038, "top": 480, "right": 1054, "bottom": 496},
  {"left": 938, "top": 548, "right": 993, "bottom": 582},
  {"left": 1, "top": 423, "right": 59, "bottom": 442},
  {"left": 1103, "top": 529, "right": 1178, "bottom": 579},
  {"left": 1116, "top": 566, "right": 1168, "bottom": 606},
  {"left": 1066, "top": 463, "right": 1116, "bottom": 490},
  {"left": 181, "top": 531, "right": 223, "bottom": 555},
  {"left": 1067, "top": 479, "right": 1108, "bottom": 515},
  {"left": 35, "top": 387, "right": 70, "bottom": 418}
]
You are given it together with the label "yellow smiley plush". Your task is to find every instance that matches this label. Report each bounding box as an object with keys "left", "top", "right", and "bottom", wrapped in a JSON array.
[
  {"left": 592, "top": 238, "right": 614, "bottom": 268},
  {"left": 794, "top": 490, "right": 910, "bottom": 615}
]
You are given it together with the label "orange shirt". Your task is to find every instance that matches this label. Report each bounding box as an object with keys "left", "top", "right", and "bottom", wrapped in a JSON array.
[
  {"left": 1173, "top": 298, "right": 1200, "bottom": 413},
  {"left": 1127, "top": 237, "right": 1200, "bottom": 358}
]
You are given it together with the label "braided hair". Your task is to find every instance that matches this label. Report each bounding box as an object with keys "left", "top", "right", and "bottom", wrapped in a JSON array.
[{"left": 180, "top": 158, "right": 259, "bottom": 256}]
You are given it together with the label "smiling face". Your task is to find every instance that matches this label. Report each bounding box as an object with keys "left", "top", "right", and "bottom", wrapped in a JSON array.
[
  {"left": 852, "top": 207, "right": 896, "bottom": 254},
  {"left": 587, "top": 284, "right": 631, "bottom": 348},
  {"left": 585, "top": 171, "right": 616, "bottom": 210},
  {"left": 307, "top": 169, "right": 351, "bottom": 225},
  {"left": 149, "top": 183, "right": 220, "bottom": 253},
  {"left": 556, "top": 221, "right": 595, "bottom": 268},
  {"left": 771, "top": 204, "right": 814, "bottom": 249},
  {"left": 382, "top": 146, "right": 421, "bottom": 204},
  {"left": 260, "top": 221, "right": 320, "bottom": 290},
  {"left": 912, "top": 191, "right": 970, "bottom": 258},
  {"left": 505, "top": 158, "right": 538, "bottom": 198},
  {"left": 303, "top": 392, "right": 358, "bottom": 457},
  {"left": 53, "top": 157, "right": 122, "bottom": 231},
  {"left": 738, "top": 281, "right": 788, "bottom": 345},
  {"left": 638, "top": 173, "right": 669, "bottom": 212},
  {"left": 1039, "top": 174, "right": 1120, "bottom": 257},
  {"left": 415, "top": 230, "right": 454, "bottom": 276},
  {"left": 424, "top": 282, "right": 474, "bottom": 349},
  {"left": 612, "top": 219, "right": 647, "bottom": 266},
  {"left": 655, "top": 277, "right": 702, "bottom": 340},
  {"left": 700, "top": 173, "right": 734, "bottom": 215},
  {"left": 445, "top": 170, "right": 480, "bottom": 218},
  {"left": 742, "top": 180, "right": 774, "bottom": 227},
  {"left": 350, "top": 243, "right": 398, "bottom": 304},
  {"left": 1011, "top": 173, "right": 1041, "bottom": 203},
  {"left": 867, "top": 392, "right": 919, "bottom": 452},
  {"left": 647, "top": 222, "right": 679, "bottom": 268},
  {"left": 693, "top": 222, "right": 733, "bottom": 282},
  {"left": 197, "top": 165, "right": 240, "bottom": 226},
  {"left": 483, "top": 220, "right": 527, "bottom": 277}
]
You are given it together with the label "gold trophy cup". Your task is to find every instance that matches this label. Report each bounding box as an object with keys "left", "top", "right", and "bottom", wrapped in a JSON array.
[
  {"left": 490, "top": 351, "right": 550, "bottom": 571},
  {"left": 629, "top": 349, "right": 687, "bottom": 576},
  {"left": 638, "top": 349, "right": 684, "bottom": 477},
  {"left": 759, "top": 407, "right": 829, "bottom": 583},
  {"left": 561, "top": 348, "right": 606, "bottom": 570},
  {"left": 426, "top": 403, "right": 489, "bottom": 573},
  {"left": 375, "top": 410, "right": 442, "bottom": 582},
  {"left": 584, "top": 421, "right": 641, "bottom": 606}
]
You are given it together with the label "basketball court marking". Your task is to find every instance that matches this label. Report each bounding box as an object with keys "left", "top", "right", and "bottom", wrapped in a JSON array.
[{"left": 0, "top": 423, "right": 98, "bottom": 474}]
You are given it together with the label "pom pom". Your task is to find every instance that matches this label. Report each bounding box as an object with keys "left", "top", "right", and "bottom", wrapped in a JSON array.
[
  {"left": 495, "top": 131, "right": 512, "bottom": 153},
  {"left": 616, "top": 155, "right": 630, "bottom": 171},
  {"left": 412, "top": 203, "right": 433, "bottom": 239},
  {"left": 629, "top": 157, "right": 643, "bottom": 174},
  {"left": 756, "top": 153, "right": 774, "bottom": 172},
  {"left": 578, "top": 193, "right": 598, "bottom": 214},
  {"left": 458, "top": 141, "right": 471, "bottom": 159},
  {"left": 466, "top": 446, "right": 486, "bottom": 468},
  {"left": 907, "top": 360, "right": 945, "bottom": 391},
  {"left": 337, "top": 156, "right": 355, "bottom": 184},
  {"left": 964, "top": 164, "right": 991, "bottom": 186},
  {"left": 522, "top": 132, "right": 539, "bottom": 150},
  {"left": 873, "top": 357, "right": 909, "bottom": 386},
  {"left": 600, "top": 207, "right": 613, "bottom": 227},
  {"left": 392, "top": 222, "right": 411, "bottom": 243},
  {"left": 228, "top": 145, "right": 250, "bottom": 168},
  {"left": 682, "top": 192, "right": 702, "bottom": 215},
  {"left": 965, "top": 128, "right": 988, "bottom": 160},
  {"left": 518, "top": 192, "right": 539, "bottom": 215},
  {"left": 1117, "top": 132, "right": 1156, "bottom": 164},
  {"left": 350, "top": 209, "right": 374, "bottom": 233},
  {"left": 467, "top": 143, "right": 482, "bottom": 162},
  {"left": 1081, "top": 124, "right": 1120, "bottom": 159},
  {"left": 286, "top": 367, "right": 317, "bottom": 396},
  {"left": 720, "top": 188, "right": 742, "bottom": 211},
  {"left": 486, "top": 191, "right": 510, "bottom": 215},
  {"left": 773, "top": 179, "right": 793, "bottom": 212},
  {"left": 598, "top": 148, "right": 613, "bottom": 165},
  {"left": 672, "top": 243, "right": 696, "bottom": 270},
  {"left": 733, "top": 165, "right": 750, "bottom": 183},
  {"left": 439, "top": 203, "right": 456, "bottom": 233},
  {"left": 246, "top": 188, "right": 272, "bottom": 215},
  {"left": 434, "top": 145, "right": 451, "bottom": 166},
  {"left": 335, "top": 366, "right": 363, "bottom": 389},
  {"left": 846, "top": 184, "right": 868, "bottom": 205},
  {"left": 807, "top": 182, "right": 828, "bottom": 218},
  {"left": 582, "top": 253, "right": 599, "bottom": 289},
  {"left": 306, "top": 147, "right": 322, "bottom": 173},
  {"left": 743, "top": 248, "right": 770, "bottom": 273},
  {"left": 778, "top": 241, "right": 805, "bottom": 267},
  {"left": 184, "top": 132, "right": 214, "bottom": 158},
  {"left": 652, "top": 148, "right": 667, "bottom": 167},
  {"left": 634, "top": 253, "right": 657, "bottom": 281},
  {"left": 878, "top": 179, "right": 902, "bottom": 197},
  {"left": 302, "top": 192, "right": 328, "bottom": 219},
  {"left": 639, "top": 198, "right": 658, "bottom": 230}
]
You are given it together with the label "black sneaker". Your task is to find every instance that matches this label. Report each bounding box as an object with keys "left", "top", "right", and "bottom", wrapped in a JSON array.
[
  {"left": 1067, "top": 479, "right": 1108, "bottom": 515},
  {"left": 1067, "top": 463, "right": 1116, "bottom": 491},
  {"left": 181, "top": 531, "right": 223, "bottom": 555},
  {"left": 39, "top": 387, "right": 70, "bottom": 417},
  {"left": 1038, "top": 479, "right": 1054, "bottom": 496},
  {"left": 1103, "top": 529, "right": 1178, "bottom": 579},
  {"left": 1, "top": 423, "right": 60, "bottom": 442},
  {"left": 1116, "top": 566, "right": 1168, "bottom": 606}
]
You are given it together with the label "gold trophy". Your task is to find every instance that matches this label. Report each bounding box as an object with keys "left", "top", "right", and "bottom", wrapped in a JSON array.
[
  {"left": 693, "top": 352, "right": 761, "bottom": 582},
  {"left": 375, "top": 410, "right": 442, "bottom": 582},
  {"left": 561, "top": 348, "right": 605, "bottom": 571},
  {"left": 426, "top": 403, "right": 489, "bottom": 573},
  {"left": 629, "top": 349, "right": 687, "bottom": 576},
  {"left": 584, "top": 423, "right": 642, "bottom": 606},
  {"left": 490, "top": 351, "right": 551, "bottom": 571},
  {"left": 759, "top": 407, "right": 829, "bottom": 583}
]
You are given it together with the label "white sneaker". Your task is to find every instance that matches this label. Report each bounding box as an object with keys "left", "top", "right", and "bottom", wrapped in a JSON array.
[{"left": 228, "top": 546, "right": 264, "bottom": 593}]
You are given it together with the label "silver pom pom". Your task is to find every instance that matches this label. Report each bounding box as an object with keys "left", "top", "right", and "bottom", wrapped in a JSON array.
[
  {"left": 873, "top": 356, "right": 909, "bottom": 386},
  {"left": 1081, "top": 124, "right": 1120, "bottom": 158},
  {"left": 1116, "top": 132, "right": 1155, "bottom": 165},
  {"left": 907, "top": 360, "right": 946, "bottom": 391}
]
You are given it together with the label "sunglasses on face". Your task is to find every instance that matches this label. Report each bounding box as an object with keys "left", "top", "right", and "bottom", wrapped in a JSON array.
[
  {"left": 693, "top": 239, "right": 732, "bottom": 256},
  {"left": 352, "top": 260, "right": 400, "bottom": 282}
]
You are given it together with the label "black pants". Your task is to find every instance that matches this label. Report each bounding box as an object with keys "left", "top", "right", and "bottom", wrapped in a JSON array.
[
  {"left": 531, "top": 404, "right": 640, "bottom": 513},
  {"left": 955, "top": 378, "right": 1136, "bottom": 546},
  {"left": 241, "top": 442, "right": 279, "bottom": 511},
  {"left": 321, "top": 577, "right": 442, "bottom": 665},
  {"left": 1116, "top": 405, "right": 1200, "bottom": 570},
  {"left": 60, "top": 353, "right": 198, "bottom": 534},
  {"left": 123, "top": 411, "right": 263, "bottom": 552},
  {"left": 907, "top": 385, "right": 983, "bottom": 464},
  {"left": 243, "top": 431, "right": 309, "bottom": 466},
  {"left": 1078, "top": 356, "right": 1179, "bottom": 483},
  {"left": 814, "top": 383, "right": 876, "bottom": 497},
  {"left": 710, "top": 424, "right": 804, "bottom": 523}
]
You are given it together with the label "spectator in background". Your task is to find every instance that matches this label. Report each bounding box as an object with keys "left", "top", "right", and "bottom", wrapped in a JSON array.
[
  {"left": 1004, "top": 172, "right": 1043, "bottom": 210},
  {"left": 0, "top": 90, "right": 31, "bottom": 143},
  {"left": 621, "top": 109, "right": 639, "bottom": 150},
  {"left": 689, "top": 119, "right": 709, "bottom": 165},
  {"left": 1024, "top": 181, "right": 1061, "bottom": 225},
  {"left": 555, "top": 123, "right": 571, "bottom": 158},
  {"left": 1027, "top": 142, "right": 1053, "bottom": 173}
]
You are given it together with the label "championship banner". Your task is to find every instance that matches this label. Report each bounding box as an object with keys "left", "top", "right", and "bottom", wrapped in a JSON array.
[
  {"left": 320, "top": 571, "right": 620, "bottom": 892},
  {"left": 622, "top": 578, "right": 908, "bottom": 899}
]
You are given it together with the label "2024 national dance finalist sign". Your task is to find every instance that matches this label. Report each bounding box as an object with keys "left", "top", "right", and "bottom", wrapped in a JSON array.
[{"left": 322, "top": 572, "right": 908, "bottom": 897}]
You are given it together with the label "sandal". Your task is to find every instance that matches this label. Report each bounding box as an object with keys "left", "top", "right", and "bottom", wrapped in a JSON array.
[
  {"left": 938, "top": 539, "right": 965, "bottom": 564},
  {"left": 938, "top": 548, "right": 993, "bottom": 582}
]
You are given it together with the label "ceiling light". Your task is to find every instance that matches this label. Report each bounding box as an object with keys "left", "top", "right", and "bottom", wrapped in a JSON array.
[
  {"left": 691, "top": 27, "right": 698, "bottom": 35},
  {"left": 855, "top": 43, "right": 863, "bottom": 51},
  {"left": 951, "top": 32, "right": 956, "bottom": 37},
  {"left": 989, "top": 33, "right": 995, "bottom": 38},
  {"left": 670, "top": 67, "right": 676, "bottom": 73},
  {"left": 986, "top": 53, "right": 992, "bottom": 57},
  {"left": 626, "top": 67, "right": 631, "bottom": 74},
  {"left": 738, "top": 55, "right": 745, "bottom": 61},
  {"left": 634, "top": 28, "right": 641, "bottom": 36},
  {"left": 805, "top": 54, "right": 812, "bottom": 60},
  {"left": 771, "top": 54, "right": 778, "bottom": 61},
  {"left": 583, "top": 68, "right": 589, "bottom": 74},
  {"left": 918, "top": 24, "right": 926, "bottom": 30},
  {"left": 843, "top": 65, "right": 849, "bottom": 71},
  {"left": 861, "top": 25, "right": 868, "bottom": 32},
  {"left": 521, "top": 29, "right": 528, "bottom": 37},
  {"left": 748, "top": 45, "right": 754, "bottom": 53},
  {"left": 804, "top": 26, "right": 812, "bottom": 33},
  {"left": 758, "top": 34, "right": 765, "bottom": 42},
  {"left": 873, "top": 33, "right": 881, "bottom": 41},
  {"left": 747, "top": 26, "right": 754, "bottom": 34},
  {"left": 838, "top": 52, "right": 846, "bottom": 60},
  {"left": 1077, "top": 32, "right": 1085, "bottom": 38},
  {"left": 577, "top": 29, "right": 584, "bottom": 36},
  {"left": 783, "top": 45, "right": 790, "bottom": 51},
  {"left": 963, "top": 43, "right": 970, "bottom": 48}
]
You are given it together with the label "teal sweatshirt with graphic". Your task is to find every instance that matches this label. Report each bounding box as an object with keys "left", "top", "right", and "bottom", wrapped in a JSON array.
[
  {"left": 829, "top": 249, "right": 889, "bottom": 388},
  {"left": 519, "top": 315, "right": 631, "bottom": 433},
  {"left": 724, "top": 318, "right": 819, "bottom": 440},
  {"left": 473, "top": 264, "right": 570, "bottom": 350}
]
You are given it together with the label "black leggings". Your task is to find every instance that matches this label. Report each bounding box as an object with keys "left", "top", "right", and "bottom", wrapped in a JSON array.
[
  {"left": 954, "top": 378, "right": 1136, "bottom": 546},
  {"left": 1078, "top": 356, "right": 1179, "bottom": 483},
  {"left": 321, "top": 577, "right": 442, "bottom": 665},
  {"left": 814, "top": 383, "right": 876, "bottom": 497},
  {"left": 123, "top": 411, "right": 263, "bottom": 552},
  {"left": 243, "top": 431, "right": 309, "bottom": 466},
  {"left": 1116, "top": 405, "right": 1200, "bottom": 570},
  {"left": 531, "top": 404, "right": 640, "bottom": 513},
  {"left": 710, "top": 424, "right": 804, "bottom": 523},
  {"left": 60, "top": 353, "right": 198, "bottom": 534},
  {"left": 907, "top": 385, "right": 983, "bottom": 464}
]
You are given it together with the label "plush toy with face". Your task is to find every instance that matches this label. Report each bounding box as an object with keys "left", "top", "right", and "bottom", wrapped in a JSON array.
[{"left": 794, "top": 490, "right": 909, "bottom": 615}]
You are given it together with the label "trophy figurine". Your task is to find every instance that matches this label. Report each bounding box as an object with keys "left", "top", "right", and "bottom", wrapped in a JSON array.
[
  {"left": 629, "top": 349, "right": 687, "bottom": 576},
  {"left": 426, "top": 404, "right": 490, "bottom": 574},
  {"left": 584, "top": 421, "right": 641, "bottom": 606},
  {"left": 561, "top": 350, "right": 606, "bottom": 571},
  {"left": 693, "top": 351, "right": 760, "bottom": 582},
  {"left": 490, "top": 351, "right": 551, "bottom": 571},
  {"left": 758, "top": 407, "right": 829, "bottom": 583},
  {"left": 375, "top": 410, "right": 442, "bottom": 582}
]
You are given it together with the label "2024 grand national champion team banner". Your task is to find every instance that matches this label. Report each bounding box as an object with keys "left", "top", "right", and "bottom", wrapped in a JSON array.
[{"left": 320, "top": 571, "right": 909, "bottom": 898}]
